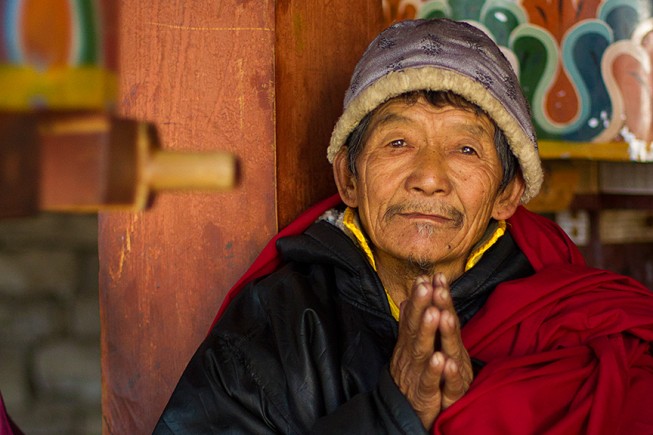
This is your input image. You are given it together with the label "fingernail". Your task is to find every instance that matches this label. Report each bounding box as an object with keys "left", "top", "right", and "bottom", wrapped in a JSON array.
[
  {"left": 417, "top": 283, "right": 428, "bottom": 297},
  {"left": 431, "top": 353, "right": 443, "bottom": 367}
]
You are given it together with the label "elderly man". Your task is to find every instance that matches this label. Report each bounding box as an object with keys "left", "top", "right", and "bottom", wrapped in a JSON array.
[{"left": 155, "top": 19, "right": 653, "bottom": 434}]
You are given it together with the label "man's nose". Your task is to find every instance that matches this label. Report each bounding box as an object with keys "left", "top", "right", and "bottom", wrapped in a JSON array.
[{"left": 405, "top": 148, "right": 451, "bottom": 195}]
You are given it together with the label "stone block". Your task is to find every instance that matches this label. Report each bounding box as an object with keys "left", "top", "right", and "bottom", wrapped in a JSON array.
[
  {"left": 0, "top": 299, "right": 59, "bottom": 345},
  {"left": 0, "top": 250, "right": 77, "bottom": 298},
  {"left": 0, "top": 213, "right": 97, "bottom": 250},
  {"left": 77, "top": 254, "right": 100, "bottom": 297},
  {"left": 0, "top": 349, "right": 28, "bottom": 408},
  {"left": 9, "top": 400, "right": 76, "bottom": 435},
  {"left": 32, "top": 340, "right": 101, "bottom": 405},
  {"left": 71, "top": 297, "right": 101, "bottom": 338},
  {"left": 80, "top": 406, "right": 103, "bottom": 435}
]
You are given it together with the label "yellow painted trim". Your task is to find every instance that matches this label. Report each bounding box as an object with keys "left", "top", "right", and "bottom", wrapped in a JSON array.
[
  {"left": 0, "top": 65, "right": 117, "bottom": 110},
  {"left": 539, "top": 140, "right": 632, "bottom": 161}
]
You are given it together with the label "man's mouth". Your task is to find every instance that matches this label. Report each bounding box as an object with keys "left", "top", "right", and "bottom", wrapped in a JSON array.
[
  {"left": 384, "top": 203, "right": 464, "bottom": 227},
  {"left": 399, "top": 212, "right": 452, "bottom": 224}
]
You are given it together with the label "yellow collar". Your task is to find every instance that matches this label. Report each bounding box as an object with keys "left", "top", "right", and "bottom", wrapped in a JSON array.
[{"left": 342, "top": 207, "right": 506, "bottom": 320}]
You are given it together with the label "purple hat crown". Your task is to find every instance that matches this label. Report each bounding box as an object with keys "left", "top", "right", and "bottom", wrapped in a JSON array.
[{"left": 345, "top": 19, "right": 535, "bottom": 145}]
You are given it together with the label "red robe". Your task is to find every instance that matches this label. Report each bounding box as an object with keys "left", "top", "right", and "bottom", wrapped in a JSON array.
[
  {"left": 0, "top": 392, "right": 22, "bottom": 435},
  {"left": 213, "top": 195, "right": 653, "bottom": 434},
  {"left": 436, "top": 205, "right": 653, "bottom": 434}
]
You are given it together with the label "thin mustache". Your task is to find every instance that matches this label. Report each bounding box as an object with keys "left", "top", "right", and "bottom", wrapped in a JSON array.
[{"left": 384, "top": 202, "right": 464, "bottom": 226}]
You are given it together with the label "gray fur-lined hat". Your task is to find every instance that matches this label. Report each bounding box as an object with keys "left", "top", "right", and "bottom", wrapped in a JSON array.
[{"left": 327, "top": 18, "right": 543, "bottom": 203}]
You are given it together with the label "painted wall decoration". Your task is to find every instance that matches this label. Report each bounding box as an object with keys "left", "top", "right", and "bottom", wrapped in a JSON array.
[
  {"left": 382, "top": 0, "right": 653, "bottom": 160},
  {"left": 0, "top": 0, "right": 117, "bottom": 110}
]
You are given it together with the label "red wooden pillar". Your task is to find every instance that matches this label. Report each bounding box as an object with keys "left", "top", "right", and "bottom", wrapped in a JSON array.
[
  {"left": 98, "top": 1, "right": 382, "bottom": 433},
  {"left": 275, "top": 2, "right": 385, "bottom": 227}
]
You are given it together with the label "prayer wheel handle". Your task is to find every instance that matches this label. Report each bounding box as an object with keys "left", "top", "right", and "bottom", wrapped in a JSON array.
[{"left": 36, "top": 111, "right": 237, "bottom": 212}]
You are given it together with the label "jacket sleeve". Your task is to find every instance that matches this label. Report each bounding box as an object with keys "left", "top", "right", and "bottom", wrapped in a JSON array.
[
  {"left": 153, "top": 337, "right": 427, "bottom": 435},
  {"left": 153, "top": 337, "right": 283, "bottom": 435},
  {"left": 310, "top": 368, "right": 428, "bottom": 435}
]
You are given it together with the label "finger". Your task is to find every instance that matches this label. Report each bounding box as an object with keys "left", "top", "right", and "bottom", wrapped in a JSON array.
[
  {"left": 392, "top": 278, "right": 437, "bottom": 376},
  {"left": 399, "top": 277, "right": 434, "bottom": 337},
  {"left": 439, "top": 310, "right": 462, "bottom": 356},
  {"left": 402, "top": 280, "right": 439, "bottom": 364},
  {"left": 431, "top": 273, "right": 455, "bottom": 313},
  {"left": 441, "top": 358, "right": 466, "bottom": 409},
  {"left": 421, "top": 352, "right": 445, "bottom": 394},
  {"left": 412, "top": 352, "right": 445, "bottom": 426},
  {"left": 430, "top": 275, "right": 462, "bottom": 356},
  {"left": 414, "top": 306, "right": 440, "bottom": 356},
  {"left": 431, "top": 274, "right": 474, "bottom": 383}
]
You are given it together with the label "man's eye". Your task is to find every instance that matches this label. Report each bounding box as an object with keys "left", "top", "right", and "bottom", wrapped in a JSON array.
[
  {"left": 461, "top": 145, "right": 478, "bottom": 155},
  {"left": 388, "top": 139, "right": 407, "bottom": 148}
]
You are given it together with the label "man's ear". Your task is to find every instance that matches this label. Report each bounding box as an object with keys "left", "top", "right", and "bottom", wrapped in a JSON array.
[
  {"left": 333, "top": 148, "right": 359, "bottom": 208},
  {"left": 492, "top": 174, "right": 525, "bottom": 220}
]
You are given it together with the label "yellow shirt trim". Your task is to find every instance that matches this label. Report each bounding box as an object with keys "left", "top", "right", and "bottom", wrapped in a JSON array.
[
  {"left": 343, "top": 208, "right": 376, "bottom": 270},
  {"left": 465, "top": 220, "right": 506, "bottom": 271},
  {"left": 342, "top": 207, "right": 505, "bottom": 321},
  {"left": 343, "top": 208, "right": 400, "bottom": 318}
]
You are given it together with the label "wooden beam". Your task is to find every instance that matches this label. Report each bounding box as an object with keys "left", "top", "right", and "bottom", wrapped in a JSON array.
[
  {"left": 275, "top": 2, "right": 384, "bottom": 228},
  {"left": 539, "top": 140, "right": 632, "bottom": 161},
  {"left": 0, "top": 113, "right": 39, "bottom": 217},
  {"left": 99, "top": 2, "right": 276, "bottom": 433}
]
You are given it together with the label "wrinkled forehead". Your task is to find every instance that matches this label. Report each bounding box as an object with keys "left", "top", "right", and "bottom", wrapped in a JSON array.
[{"left": 365, "top": 92, "right": 497, "bottom": 138}]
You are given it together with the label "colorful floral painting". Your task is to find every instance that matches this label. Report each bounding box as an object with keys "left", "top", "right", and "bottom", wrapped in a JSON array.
[
  {"left": 382, "top": 0, "right": 653, "bottom": 160},
  {"left": 0, "top": 0, "right": 117, "bottom": 110}
]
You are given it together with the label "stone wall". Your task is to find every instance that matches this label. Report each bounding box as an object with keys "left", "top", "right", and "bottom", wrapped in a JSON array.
[{"left": 0, "top": 213, "right": 100, "bottom": 435}]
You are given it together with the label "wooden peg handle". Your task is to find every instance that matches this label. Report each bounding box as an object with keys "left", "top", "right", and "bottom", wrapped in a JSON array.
[{"left": 146, "top": 150, "right": 236, "bottom": 191}]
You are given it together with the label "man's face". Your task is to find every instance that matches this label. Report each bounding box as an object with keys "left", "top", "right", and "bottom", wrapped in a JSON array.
[{"left": 335, "top": 97, "right": 524, "bottom": 274}]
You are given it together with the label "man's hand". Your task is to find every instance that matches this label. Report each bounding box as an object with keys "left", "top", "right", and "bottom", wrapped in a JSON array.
[{"left": 389, "top": 274, "right": 473, "bottom": 429}]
